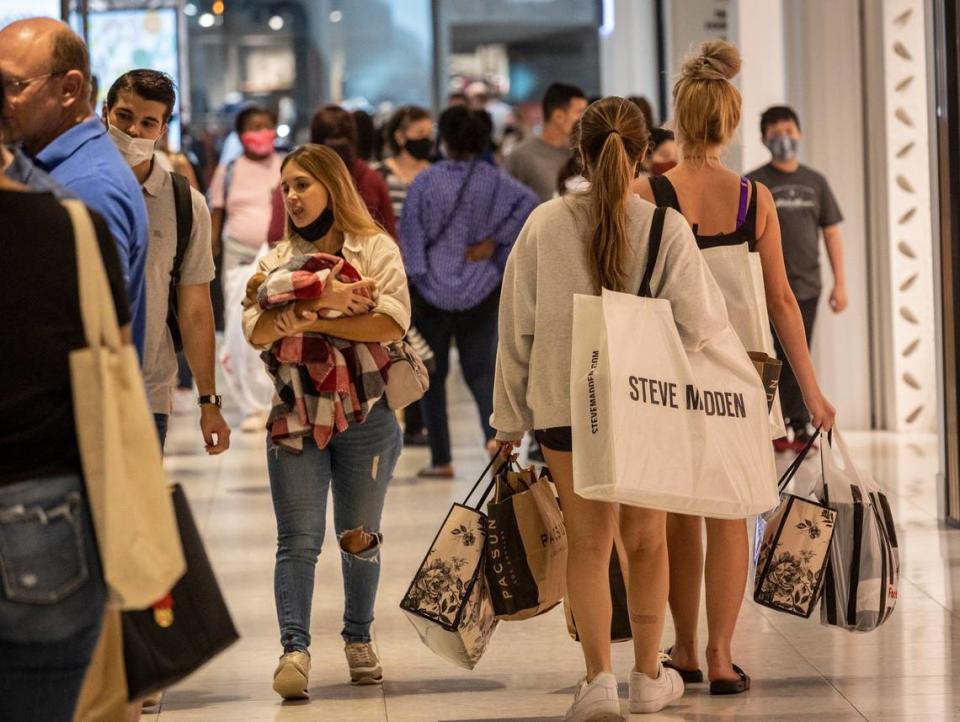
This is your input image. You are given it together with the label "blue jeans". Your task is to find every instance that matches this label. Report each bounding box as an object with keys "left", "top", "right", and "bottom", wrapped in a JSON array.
[
  {"left": 267, "top": 401, "right": 402, "bottom": 651},
  {"left": 0, "top": 473, "right": 106, "bottom": 722}
]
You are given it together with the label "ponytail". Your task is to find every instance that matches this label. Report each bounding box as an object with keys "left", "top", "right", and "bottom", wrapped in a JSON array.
[
  {"left": 590, "top": 131, "right": 632, "bottom": 292},
  {"left": 578, "top": 97, "right": 649, "bottom": 292}
]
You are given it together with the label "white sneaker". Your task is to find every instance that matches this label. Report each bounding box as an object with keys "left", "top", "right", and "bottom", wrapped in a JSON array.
[
  {"left": 629, "top": 662, "right": 684, "bottom": 714},
  {"left": 273, "top": 650, "right": 310, "bottom": 700},
  {"left": 564, "top": 671, "right": 622, "bottom": 722}
]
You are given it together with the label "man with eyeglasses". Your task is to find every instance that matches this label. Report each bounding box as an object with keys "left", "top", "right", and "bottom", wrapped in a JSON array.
[{"left": 0, "top": 17, "right": 148, "bottom": 355}]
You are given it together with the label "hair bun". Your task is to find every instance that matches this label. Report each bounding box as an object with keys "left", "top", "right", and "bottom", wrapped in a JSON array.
[{"left": 681, "top": 40, "right": 741, "bottom": 82}]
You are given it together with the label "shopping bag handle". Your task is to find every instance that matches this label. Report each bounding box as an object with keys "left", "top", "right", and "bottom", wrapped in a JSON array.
[
  {"left": 777, "top": 427, "right": 822, "bottom": 494},
  {"left": 463, "top": 454, "right": 509, "bottom": 510}
]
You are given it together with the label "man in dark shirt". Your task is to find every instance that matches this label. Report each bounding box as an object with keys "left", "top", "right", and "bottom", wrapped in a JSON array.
[{"left": 747, "top": 105, "right": 847, "bottom": 450}]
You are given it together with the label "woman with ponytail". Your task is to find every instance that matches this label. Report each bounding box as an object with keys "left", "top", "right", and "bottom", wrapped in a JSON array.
[
  {"left": 634, "top": 41, "right": 836, "bottom": 695},
  {"left": 492, "top": 97, "right": 731, "bottom": 718}
]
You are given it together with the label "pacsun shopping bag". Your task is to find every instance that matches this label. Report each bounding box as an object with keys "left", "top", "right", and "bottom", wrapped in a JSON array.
[
  {"left": 819, "top": 429, "right": 900, "bottom": 632},
  {"left": 65, "top": 200, "right": 185, "bottom": 610},
  {"left": 122, "top": 485, "right": 239, "bottom": 701},
  {"left": 702, "top": 243, "right": 786, "bottom": 438},
  {"left": 400, "top": 458, "right": 501, "bottom": 669},
  {"left": 754, "top": 431, "right": 837, "bottom": 618},
  {"left": 485, "top": 465, "right": 567, "bottom": 621},
  {"left": 571, "top": 207, "right": 777, "bottom": 518}
]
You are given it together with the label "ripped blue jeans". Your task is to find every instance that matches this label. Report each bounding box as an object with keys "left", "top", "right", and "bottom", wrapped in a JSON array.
[{"left": 267, "top": 401, "right": 402, "bottom": 651}]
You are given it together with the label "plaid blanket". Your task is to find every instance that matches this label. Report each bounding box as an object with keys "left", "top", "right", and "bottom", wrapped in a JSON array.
[{"left": 257, "top": 252, "right": 390, "bottom": 452}]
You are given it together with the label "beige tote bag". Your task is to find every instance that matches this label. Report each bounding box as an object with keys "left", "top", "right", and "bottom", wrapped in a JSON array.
[{"left": 64, "top": 200, "right": 185, "bottom": 610}]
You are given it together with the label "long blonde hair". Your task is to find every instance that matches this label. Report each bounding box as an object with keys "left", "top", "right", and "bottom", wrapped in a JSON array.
[
  {"left": 578, "top": 97, "right": 649, "bottom": 292},
  {"left": 672, "top": 40, "right": 742, "bottom": 156},
  {"left": 281, "top": 144, "right": 383, "bottom": 242}
]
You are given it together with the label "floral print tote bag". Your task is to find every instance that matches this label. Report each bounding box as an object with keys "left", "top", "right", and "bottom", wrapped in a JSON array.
[{"left": 400, "top": 458, "right": 503, "bottom": 669}]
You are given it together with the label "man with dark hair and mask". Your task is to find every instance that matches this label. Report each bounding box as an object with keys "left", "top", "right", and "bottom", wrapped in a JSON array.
[
  {"left": 747, "top": 105, "right": 847, "bottom": 452},
  {"left": 103, "top": 69, "right": 230, "bottom": 458}
]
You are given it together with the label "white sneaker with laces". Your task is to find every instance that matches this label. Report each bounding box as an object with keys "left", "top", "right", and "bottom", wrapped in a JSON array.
[
  {"left": 563, "top": 671, "right": 622, "bottom": 722},
  {"left": 345, "top": 641, "right": 383, "bottom": 685},
  {"left": 629, "top": 661, "right": 684, "bottom": 714}
]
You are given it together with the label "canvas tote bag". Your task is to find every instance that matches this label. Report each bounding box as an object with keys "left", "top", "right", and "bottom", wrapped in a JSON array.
[
  {"left": 571, "top": 207, "right": 778, "bottom": 518},
  {"left": 64, "top": 200, "right": 185, "bottom": 610},
  {"left": 702, "top": 243, "right": 786, "bottom": 438}
]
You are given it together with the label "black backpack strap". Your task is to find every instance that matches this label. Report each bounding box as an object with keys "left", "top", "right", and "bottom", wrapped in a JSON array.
[
  {"left": 426, "top": 159, "right": 478, "bottom": 248},
  {"left": 639, "top": 206, "right": 667, "bottom": 298},
  {"left": 648, "top": 175, "right": 682, "bottom": 214},
  {"left": 745, "top": 179, "right": 760, "bottom": 251},
  {"left": 171, "top": 172, "right": 193, "bottom": 280}
]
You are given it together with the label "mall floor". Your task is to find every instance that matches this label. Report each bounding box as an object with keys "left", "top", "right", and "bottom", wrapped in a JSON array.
[{"left": 147, "top": 361, "right": 958, "bottom": 722}]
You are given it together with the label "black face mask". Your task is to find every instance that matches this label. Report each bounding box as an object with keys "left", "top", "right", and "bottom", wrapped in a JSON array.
[
  {"left": 404, "top": 138, "right": 433, "bottom": 161},
  {"left": 294, "top": 207, "right": 335, "bottom": 242}
]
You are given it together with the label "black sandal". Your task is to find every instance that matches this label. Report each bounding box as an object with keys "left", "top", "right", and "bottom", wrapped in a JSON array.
[
  {"left": 709, "top": 664, "right": 751, "bottom": 695},
  {"left": 662, "top": 647, "right": 704, "bottom": 685}
]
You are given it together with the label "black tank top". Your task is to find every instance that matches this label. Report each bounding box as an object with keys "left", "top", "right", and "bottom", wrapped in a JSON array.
[{"left": 649, "top": 174, "right": 759, "bottom": 252}]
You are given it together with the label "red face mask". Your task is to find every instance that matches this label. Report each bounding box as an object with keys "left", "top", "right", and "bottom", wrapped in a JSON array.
[
  {"left": 651, "top": 160, "right": 677, "bottom": 176},
  {"left": 241, "top": 129, "right": 277, "bottom": 157}
]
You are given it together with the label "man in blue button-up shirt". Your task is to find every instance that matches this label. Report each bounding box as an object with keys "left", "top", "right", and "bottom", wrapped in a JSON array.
[{"left": 0, "top": 17, "right": 148, "bottom": 354}]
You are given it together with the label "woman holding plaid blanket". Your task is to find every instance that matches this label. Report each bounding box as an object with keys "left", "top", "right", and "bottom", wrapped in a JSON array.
[{"left": 243, "top": 144, "right": 410, "bottom": 700}]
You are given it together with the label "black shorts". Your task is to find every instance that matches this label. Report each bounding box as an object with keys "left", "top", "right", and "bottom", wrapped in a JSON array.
[{"left": 534, "top": 427, "right": 572, "bottom": 453}]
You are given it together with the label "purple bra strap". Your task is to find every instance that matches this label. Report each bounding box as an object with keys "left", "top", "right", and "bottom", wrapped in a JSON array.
[{"left": 736, "top": 177, "right": 750, "bottom": 229}]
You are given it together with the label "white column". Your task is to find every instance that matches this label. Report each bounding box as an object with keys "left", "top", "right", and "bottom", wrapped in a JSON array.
[
  {"left": 881, "top": 0, "right": 937, "bottom": 431},
  {"left": 599, "top": 0, "right": 659, "bottom": 116},
  {"left": 730, "top": 0, "right": 785, "bottom": 173}
]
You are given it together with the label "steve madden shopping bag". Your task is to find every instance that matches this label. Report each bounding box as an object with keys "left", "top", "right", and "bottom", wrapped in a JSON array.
[
  {"left": 64, "top": 201, "right": 184, "bottom": 610},
  {"left": 819, "top": 429, "right": 899, "bottom": 632},
  {"left": 571, "top": 207, "right": 777, "bottom": 518},
  {"left": 702, "top": 243, "right": 785, "bottom": 438},
  {"left": 400, "top": 458, "right": 501, "bottom": 669},
  {"left": 754, "top": 431, "right": 837, "bottom": 618},
  {"left": 485, "top": 465, "right": 567, "bottom": 621}
]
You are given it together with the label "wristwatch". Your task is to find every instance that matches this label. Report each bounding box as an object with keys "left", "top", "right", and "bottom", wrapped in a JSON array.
[{"left": 197, "top": 394, "right": 223, "bottom": 408}]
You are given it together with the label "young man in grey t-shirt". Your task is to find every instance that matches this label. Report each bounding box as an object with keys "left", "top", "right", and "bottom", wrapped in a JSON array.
[
  {"left": 504, "top": 83, "right": 588, "bottom": 203},
  {"left": 104, "top": 70, "right": 230, "bottom": 458},
  {"left": 747, "top": 105, "right": 847, "bottom": 451}
]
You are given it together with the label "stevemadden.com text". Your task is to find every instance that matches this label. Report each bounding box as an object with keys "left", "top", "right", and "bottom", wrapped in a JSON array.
[
  {"left": 588, "top": 351, "right": 600, "bottom": 434},
  {"left": 627, "top": 375, "right": 747, "bottom": 418}
]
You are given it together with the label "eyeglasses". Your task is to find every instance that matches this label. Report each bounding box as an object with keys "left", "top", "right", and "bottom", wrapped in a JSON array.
[{"left": 3, "top": 71, "right": 65, "bottom": 96}]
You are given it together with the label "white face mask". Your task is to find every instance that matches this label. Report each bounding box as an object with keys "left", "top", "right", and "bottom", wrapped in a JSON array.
[{"left": 107, "top": 123, "right": 156, "bottom": 168}]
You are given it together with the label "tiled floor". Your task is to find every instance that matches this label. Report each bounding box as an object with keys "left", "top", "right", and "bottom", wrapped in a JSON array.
[{"left": 149, "top": 364, "right": 959, "bottom": 721}]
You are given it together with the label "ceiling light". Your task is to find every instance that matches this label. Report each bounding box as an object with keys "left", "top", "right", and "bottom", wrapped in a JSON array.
[
  {"left": 329, "top": 10, "right": 343, "bottom": 23},
  {"left": 277, "top": 124, "right": 291, "bottom": 139},
  {"left": 184, "top": 3, "right": 198, "bottom": 17},
  {"left": 212, "top": 1, "right": 225, "bottom": 15},
  {"left": 268, "top": 14, "right": 284, "bottom": 31},
  {"left": 198, "top": 12, "right": 215, "bottom": 27}
]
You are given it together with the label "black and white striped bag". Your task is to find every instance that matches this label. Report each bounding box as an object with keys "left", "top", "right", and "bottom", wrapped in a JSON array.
[{"left": 818, "top": 429, "right": 899, "bottom": 632}]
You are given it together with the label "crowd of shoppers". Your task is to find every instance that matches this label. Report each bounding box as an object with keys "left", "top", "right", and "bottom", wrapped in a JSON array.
[{"left": 0, "top": 12, "right": 849, "bottom": 719}]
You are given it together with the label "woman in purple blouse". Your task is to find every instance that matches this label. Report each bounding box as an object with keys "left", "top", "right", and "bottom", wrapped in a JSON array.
[{"left": 400, "top": 107, "right": 538, "bottom": 478}]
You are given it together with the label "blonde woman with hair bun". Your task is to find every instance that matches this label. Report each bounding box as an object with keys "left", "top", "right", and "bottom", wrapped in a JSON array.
[{"left": 634, "top": 40, "right": 836, "bottom": 695}]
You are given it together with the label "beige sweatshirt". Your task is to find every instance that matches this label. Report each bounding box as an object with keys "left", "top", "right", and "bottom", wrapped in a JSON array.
[{"left": 491, "top": 193, "right": 730, "bottom": 439}]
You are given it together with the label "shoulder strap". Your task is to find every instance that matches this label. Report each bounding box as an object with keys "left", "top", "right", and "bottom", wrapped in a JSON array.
[
  {"left": 745, "top": 179, "right": 759, "bottom": 251},
  {"left": 426, "top": 160, "right": 478, "bottom": 248},
  {"left": 63, "top": 200, "right": 122, "bottom": 351},
  {"left": 736, "top": 177, "right": 750, "bottom": 228},
  {"left": 648, "top": 175, "right": 682, "bottom": 213},
  {"left": 639, "top": 206, "right": 667, "bottom": 298},
  {"left": 171, "top": 172, "right": 193, "bottom": 281}
]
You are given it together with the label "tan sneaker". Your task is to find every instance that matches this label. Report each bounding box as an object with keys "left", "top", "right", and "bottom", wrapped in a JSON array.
[
  {"left": 344, "top": 641, "right": 383, "bottom": 685},
  {"left": 273, "top": 650, "right": 310, "bottom": 700}
]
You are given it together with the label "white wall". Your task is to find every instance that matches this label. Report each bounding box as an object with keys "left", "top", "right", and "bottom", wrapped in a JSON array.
[{"left": 782, "top": 0, "right": 874, "bottom": 430}]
